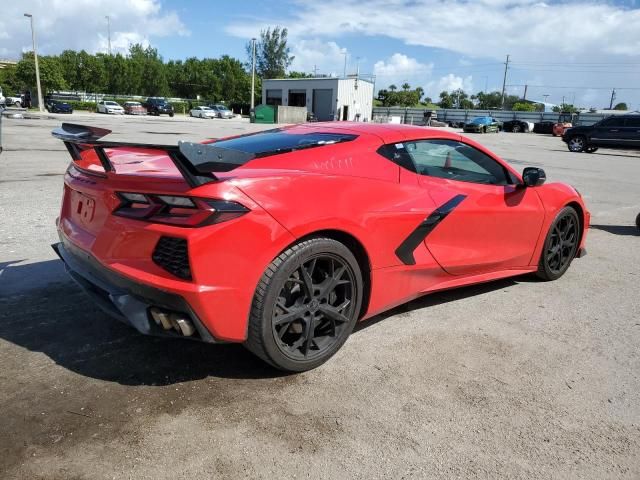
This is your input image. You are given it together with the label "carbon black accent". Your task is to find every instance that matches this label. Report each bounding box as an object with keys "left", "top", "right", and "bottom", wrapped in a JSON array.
[
  {"left": 152, "top": 237, "right": 191, "bottom": 280},
  {"left": 395, "top": 194, "right": 467, "bottom": 265}
]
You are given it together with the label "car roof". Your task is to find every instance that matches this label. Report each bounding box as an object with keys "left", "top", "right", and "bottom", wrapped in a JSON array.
[{"left": 278, "top": 122, "right": 461, "bottom": 144}]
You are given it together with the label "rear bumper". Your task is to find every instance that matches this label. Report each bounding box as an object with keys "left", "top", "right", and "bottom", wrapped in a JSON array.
[{"left": 52, "top": 237, "right": 219, "bottom": 343}]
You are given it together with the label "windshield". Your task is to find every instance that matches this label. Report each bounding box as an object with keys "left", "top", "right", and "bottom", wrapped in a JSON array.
[
  {"left": 216, "top": 105, "right": 229, "bottom": 111},
  {"left": 212, "top": 129, "right": 357, "bottom": 157},
  {"left": 105, "top": 101, "right": 119, "bottom": 106},
  {"left": 471, "top": 117, "right": 488, "bottom": 124}
]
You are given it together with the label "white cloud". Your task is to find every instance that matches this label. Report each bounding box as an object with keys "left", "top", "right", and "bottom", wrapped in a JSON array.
[
  {"left": 289, "top": 39, "right": 347, "bottom": 76},
  {"left": 226, "top": 0, "right": 640, "bottom": 62},
  {"left": 373, "top": 53, "right": 433, "bottom": 88},
  {"left": 429, "top": 73, "right": 474, "bottom": 94},
  {"left": 0, "top": 0, "right": 188, "bottom": 58}
]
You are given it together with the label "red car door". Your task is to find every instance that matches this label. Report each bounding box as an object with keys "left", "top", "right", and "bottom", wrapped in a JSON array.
[{"left": 402, "top": 138, "right": 545, "bottom": 275}]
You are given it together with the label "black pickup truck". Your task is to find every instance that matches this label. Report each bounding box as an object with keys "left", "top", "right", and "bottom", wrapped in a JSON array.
[{"left": 563, "top": 114, "right": 640, "bottom": 153}]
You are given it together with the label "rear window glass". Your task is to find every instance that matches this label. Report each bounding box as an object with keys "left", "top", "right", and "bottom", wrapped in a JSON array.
[{"left": 212, "top": 129, "right": 357, "bottom": 157}]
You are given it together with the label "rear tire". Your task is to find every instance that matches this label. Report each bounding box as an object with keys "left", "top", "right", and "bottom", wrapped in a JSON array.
[
  {"left": 512, "top": 124, "right": 521, "bottom": 133},
  {"left": 536, "top": 206, "right": 580, "bottom": 281},
  {"left": 245, "top": 238, "right": 363, "bottom": 372}
]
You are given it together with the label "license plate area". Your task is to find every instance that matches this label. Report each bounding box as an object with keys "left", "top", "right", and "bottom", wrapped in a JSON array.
[{"left": 70, "top": 189, "right": 96, "bottom": 226}]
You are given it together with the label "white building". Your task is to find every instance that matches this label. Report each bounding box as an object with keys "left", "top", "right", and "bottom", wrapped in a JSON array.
[{"left": 261, "top": 77, "right": 374, "bottom": 122}]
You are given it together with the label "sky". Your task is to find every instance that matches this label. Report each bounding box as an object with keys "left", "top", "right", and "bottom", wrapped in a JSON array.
[{"left": 1, "top": 0, "right": 640, "bottom": 109}]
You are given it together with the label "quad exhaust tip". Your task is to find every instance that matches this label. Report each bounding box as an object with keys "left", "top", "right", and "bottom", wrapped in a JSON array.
[{"left": 149, "top": 307, "right": 196, "bottom": 337}]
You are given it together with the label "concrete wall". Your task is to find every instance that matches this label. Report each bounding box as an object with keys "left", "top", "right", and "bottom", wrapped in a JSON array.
[{"left": 276, "top": 106, "right": 307, "bottom": 124}]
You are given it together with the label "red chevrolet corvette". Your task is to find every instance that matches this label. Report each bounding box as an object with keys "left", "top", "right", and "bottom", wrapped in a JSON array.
[{"left": 52, "top": 122, "right": 589, "bottom": 371}]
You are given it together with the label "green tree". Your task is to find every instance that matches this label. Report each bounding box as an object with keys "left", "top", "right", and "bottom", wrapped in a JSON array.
[
  {"left": 0, "top": 64, "right": 20, "bottom": 96},
  {"left": 16, "top": 52, "right": 66, "bottom": 94},
  {"left": 512, "top": 102, "right": 536, "bottom": 111},
  {"left": 613, "top": 102, "right": 628, "bottom": 110},
  {"left": 287, "top": 71, "right": 313, "bottom": 78},
  {"left": 438, "top": 91, "right": 455, "bottom": 108},
  {"left": 388, "top": 84, "right": 397, "bottom": 92},
  {"left": 249, "top": 27, "right": 294, "bottom": 79},
  {"left": 552, "top": 103, "right": 578, "bottom": 113}
]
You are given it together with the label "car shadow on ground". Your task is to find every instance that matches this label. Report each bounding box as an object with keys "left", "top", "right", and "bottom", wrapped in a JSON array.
[
  {"left": 0, "top": 258, "right": 523, "bottom": 385},
  {"left": 590, "top": 224, "right": 640, "bottom": 236}
]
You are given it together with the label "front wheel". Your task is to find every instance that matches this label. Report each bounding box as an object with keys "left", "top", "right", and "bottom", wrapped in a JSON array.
[
  {"left": 245, "top": 238, "right": 363, "bottom": 372},
  {"left": 536, "top": 206, "right": 580, "bottom": 281},
  {"left": 567, "top": 136, "right": 586, "bottom": 152},
  {"left": 512, "top": 124, "right": 521, "bottom": 133}
]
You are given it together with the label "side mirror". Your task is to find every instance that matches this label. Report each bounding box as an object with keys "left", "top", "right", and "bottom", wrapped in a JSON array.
[{"left": 522, "top": 167, "right": 546, "bottom": 187}]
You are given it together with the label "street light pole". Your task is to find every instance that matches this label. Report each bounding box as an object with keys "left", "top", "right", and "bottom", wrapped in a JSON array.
[
  {"left": 250, "top": 37, "right": 256, "bottom": 110},
  {"left": 24, "top": 13, "right": 43, "bottom": 112},
  {"left": 342, "top": 51, "right": 348, "bottom": 78},
  {"left": 106, "top": 16, "right": 112, "bottom": 55}
]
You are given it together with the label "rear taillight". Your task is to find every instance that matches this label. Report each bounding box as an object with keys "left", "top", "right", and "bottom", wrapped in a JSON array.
[{"left": 114, "top": 192, "right": 249, "bottom": 227}]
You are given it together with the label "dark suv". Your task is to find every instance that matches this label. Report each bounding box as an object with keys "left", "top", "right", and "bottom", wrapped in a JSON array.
[
  {"left": 142, "top": 97, "right": 174, "bottom": 117},
  {"left": 563, "top": 114, "right": 640, "bottom": 153}
]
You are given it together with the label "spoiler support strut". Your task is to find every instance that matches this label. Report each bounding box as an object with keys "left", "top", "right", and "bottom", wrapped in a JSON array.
[{"left": 51, "top": 123, "right": 254, "bottom": 187}]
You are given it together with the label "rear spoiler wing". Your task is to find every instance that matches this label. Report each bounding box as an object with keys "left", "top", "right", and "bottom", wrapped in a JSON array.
[{"left": 51, "top": 123, "right": 256, "bottom": 187}]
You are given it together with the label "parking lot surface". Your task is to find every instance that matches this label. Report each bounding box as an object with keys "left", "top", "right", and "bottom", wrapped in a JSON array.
[{"left": 1, "top": 113, "right": 639, "bottom": 479}]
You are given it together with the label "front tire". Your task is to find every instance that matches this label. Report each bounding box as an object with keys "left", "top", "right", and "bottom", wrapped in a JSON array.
[
  {"left": 567, "top": 135, "right": 586, "bottom": 152},
  {"left": 245, "top": 238, "right": 363, "bottom": 372},
  {"left": 512, "top": 124, "right": 521, "bottom": 133},
  {"left": 536, "top": 206, "right": 580, "bottom": 281}
]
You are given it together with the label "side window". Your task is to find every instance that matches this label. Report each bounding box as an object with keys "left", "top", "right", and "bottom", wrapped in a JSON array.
[
  {"left": 380, "top": 139, "right": 512, "bottom": 186},
  {"left": 624, "top": 117, "right": 640, "bottom": 128},
  {"left": 599, "top": 117, "right": 624, "bottom": 127}
]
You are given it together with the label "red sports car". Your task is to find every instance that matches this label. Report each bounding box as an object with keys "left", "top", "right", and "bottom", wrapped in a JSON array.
[{"left": 52, "top": 122, "right": 589, "bottom": 371}]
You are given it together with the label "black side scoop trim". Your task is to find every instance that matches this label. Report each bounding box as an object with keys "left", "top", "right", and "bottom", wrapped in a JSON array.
[{"left": 395, "top": 194, "right": 467, "bottom": 265}]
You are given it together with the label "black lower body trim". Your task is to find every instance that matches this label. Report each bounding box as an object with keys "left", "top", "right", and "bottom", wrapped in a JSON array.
[
  {"left": 52, "top": 236, "right": 219, "bottom": 343},
  {"left": 395, "top": 194, "right": 467, "bottom": 265}
]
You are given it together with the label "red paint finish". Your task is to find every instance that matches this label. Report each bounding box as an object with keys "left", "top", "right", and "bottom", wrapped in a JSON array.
[{"left": 56, "top": 122, "right": 589, "bottom": 342}]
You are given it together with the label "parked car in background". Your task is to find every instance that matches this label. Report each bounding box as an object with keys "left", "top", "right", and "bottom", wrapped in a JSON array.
[
  {"left": 97, "top": 101, "right": 124, "bottom": 114},
  {"left": 46, "top": 100, "right": 73, "bottom": 114},
  {"left": 123, "top": 101, "right": 146, "bottom": 115},
  {"left": 552, "top": 112, "right": 578, "bottom": 137},
  {"left": 190, "top": 106, "right": 217, "bottom": 119},
  {"left": 562, "top": 114, "right": 640, "bottom": 153},
  {"left": 208, "top": 104, "right": 234, "bottom": 119},
  {"left": 5, "top": 95, "right": 23, "bottom": 107},
  {"left": 143, "top": 97, "right": 174, "bottom": 117},
  {"left": 463, "top": 116, "right": 501, "bottom": 133},
  {"left": 533, "top": 121, "right": 555, "bottom": 134},
  {"left": 503, "top": 119, "right": 533, "bottom": 133}
]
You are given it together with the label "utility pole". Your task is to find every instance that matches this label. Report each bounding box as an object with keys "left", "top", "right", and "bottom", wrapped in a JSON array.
[
  {"left": 24, "top": 13, "right": 43, "bottom": 112},
  {"left": 105, "top": 16, "right": 112, "bottom": 55},
  {"left": 342, "top": 51, "right": 348, "bottom": 78},
  {"left": 523, "top": 84, "right": 528, "bottom": 101},
  {"left": 609, "top": 88, "right": 616, "bottom": 109},
  {"left": 562, "top": 95, "right": 565, "bottom": 108},
  {"left": 500, "top": 54, "right": 510, "bottom": 110},
  {"left": 313, "top": 65, "right": 318, "bottom": 76},
  {"left": 250, "top": 38, "right": 256, "bottom": 110},
  {"left": 500, "top": 54, "right": 510, "bottom": 109}
]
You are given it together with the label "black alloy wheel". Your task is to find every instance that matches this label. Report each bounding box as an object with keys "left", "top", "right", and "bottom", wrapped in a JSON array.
[
  {"left": 536, "top": 207, "right": 580, "bottom": 281},
  {"left": 512, "top": 124, "right": 522, "bottom": 133},
  {"left": 245, "top": 238, "right": 362, "bottom": 372}
]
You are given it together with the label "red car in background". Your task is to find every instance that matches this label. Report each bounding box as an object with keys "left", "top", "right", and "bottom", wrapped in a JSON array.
[
  {"left": 123, "top": 101, "right": 147, "bottom": 115},
  {"left": 51, "top": 122, "right": 589, "bottom": 372}
]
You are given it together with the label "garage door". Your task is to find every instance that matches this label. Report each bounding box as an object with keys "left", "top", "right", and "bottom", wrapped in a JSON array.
[{"left": 312, "top": 89, "right": 333, "bottom": 121}]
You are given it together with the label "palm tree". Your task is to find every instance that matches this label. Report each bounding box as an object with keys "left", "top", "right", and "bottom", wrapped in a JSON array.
[
  {"left": 401, "top": 82, "right": 410, "bottom": 91},
  {"left": 389, "top": 84, "right": 397, "bottom": 92}
]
